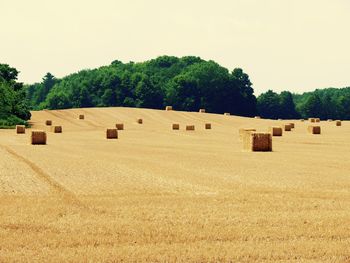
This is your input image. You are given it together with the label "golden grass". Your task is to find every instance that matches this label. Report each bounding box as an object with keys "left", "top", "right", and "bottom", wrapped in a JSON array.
[
  {"left": 2, "top": 107, "right": 350, "bottom": 262},
  {"left": 16, "top": 125, "right": 25, "bottom": 134},
  {"left": 30, "top": 130, "right": 47, "bottom": 145}
]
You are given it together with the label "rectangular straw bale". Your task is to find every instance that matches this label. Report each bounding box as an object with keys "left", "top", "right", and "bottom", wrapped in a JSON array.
[
  {"left": 51, "top": 126, "right": 62, "bottom": 133},
  {"left": 205, "top": 123, "right": 211, "bottom": 129},
  {"left": 254, "top": 116, "right": 261, "bottom": 119},
  {"left": 31, "top": 131, "right": 47, "bottom": 145},
  {"left": 165, "top": 106, "right": 172, "bottom": 111},
  {"left": 172, "top": 124, "right": 180, "bottom": 130},
  {"left": 137, "top": 118, "right": 143, "bottom": 124},
  {"left": 199, "top": 109, "right": 206, "bottom": 113},
  {"left": 309, "top": 118, "right": 316, "bottom": 123},
  {"left": 79, "top": 114, "right": 84, "bottom": 120},
  {"left": 46, "top": 120, "right": 52, "bottom": 126},
  {"left": 336, "top": 120, "right": 342, "bottom": 126},
  {"left": 269, "top": 126, "right": 282, "bottom": 136},
  {"left": 224, "top": 113, "right": 230, "bottom": 116},
  {"left": 106, "top": 128, "right": 118, "bottom": 139},
  {"left": 308, "top": 125, "right": 321, "bottom": 134},
  {"left": 186, "top": 125, "right": 195, "bottom": 131},
  {"left": 239, "top": 128, "right": 256, "bottom": 139},
  {"left": 284, "top": 124, "right": 292, "bottom": 131},
  {"left": 16, "top": 125, "right": 25, "bottom": 134},
  {"left": 115, "top": 123, "right": 124, "bottom": 130},
  {"left": 243, "top": 132, "right": 272, "bottom": 152},
  {"left": 327, "top": 119, "right": 333, "bottom": 122},
  {"left": 315, "top": 118, "right": 320, "bottom": 122},
  {"left": 289, "top": 123, "right": 295, "bottom": 129}
]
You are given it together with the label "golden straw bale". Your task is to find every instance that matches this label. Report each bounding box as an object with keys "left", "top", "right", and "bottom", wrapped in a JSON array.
[
  {"left": 308, "top": 125, "right": 321, "bottom": 134},
  {"left": 239, "top": 128, "right": 256, "bottom": 139},
  {"left": 186, "top": 125, "right": 195, "bottom": 131},
  {"left": 309, "top": 118, "right": 316, "bottom": 123},
  {"left": 16, "top": 125, "right": 25, "bottom": 134},
  {"left": 31, "top": 131, "right": 47, "bottom": 145},
  {"left": 165, "top": 106, "right": 172, "bottom": 111},
  {"left": 315, "top": 118, "right": 320, "bottom": 122},
  {"left": 289, "top": 123, "right": 295, "bottom": 129},
  {"left": 106, "top": 129, "right": 118, "bottom": 139},
  {"left": 79, "top": 114, "right": 84, "bottom": 120},
  {"left": 51, "top": 126, "right": 62, "bottom": 133},
  {"left": 284, "top": 124, "right": 292, "bottom": 131},
  {"left": 243, "top": 132, "right": 272, "bottom": 152},
  {"left": 336, "top": 120, "right": 342, "bottom": 126},
  {"left": 45, "top": 120, "right": 52, "bottom": 126},
  {"left": 172, "top": 124, "right": 180, "bottom": 130},
  {"left": 137, "top": 119, "right": 143, "bottom": 124},
  {"left": 254, "top": 116, "right": 261, "bottom": 119},
  {"left": 205, "top": 123, "right": 211, "bottom": 129},
  {"left": 328, "top": 119, "right": 333, "bottom": 122},
  {"left": 224, "top": 113, "right": 230, "bottom": 116},
  {"left": 199, "top": 109, "right": 206, "bottom": 113},
  {"left": 115, "top": 123, "right": 124, "bottom": 130},
  {"left": 269, "top": 126, "right": 283, "bottom": 136}
]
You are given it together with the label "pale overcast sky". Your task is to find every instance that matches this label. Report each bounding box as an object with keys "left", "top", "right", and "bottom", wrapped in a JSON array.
[{"left": 1, "top": 0, "right": 349, "bottom": 94}]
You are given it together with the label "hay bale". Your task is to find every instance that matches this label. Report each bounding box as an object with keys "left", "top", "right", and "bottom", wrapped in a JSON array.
[
  {"left": 199, "top": 109, "right": 206, "bottom": 113},
  {"left": 106, "top": 128, "right": 118, "bottom": 139},
  {"left": 269, "top": 126, "right": 282, "bottom": 136},
  {"left": 289, "top": 123, "right": 295, "bottom": 129},
  {"left": 115, "top": 123, "right": 124, "bottom": 130},
  {"left": 243, "top": 132, "right": 272, "bottom": 152},
  {"left": 284, "top": 124, "right": 292, "bottom": 131},
  {"left": 308, "top": 125, "right": 321, "bottom": 134},
  {"left": 239, "top": 128, "right": 256, "bottom": 139},
  {"left": 31, "top": 131, "right": 47, "bottom": 145},
  {"left": 327, "top": 119, "right": 333, "bottom": 122},
  {"left": 51, "top": 126, "right": 62, "bottom": 133},
  {"left": 336, "top": 120, "right": 342, "bottom": 126},
  {"left": 79, "top": 114, "right": 84, "bottom": 120},
  {"left": 278, "top": 119, "right": 283, "bottom": 121},
  {"left": 205, "top": 123, "right": 211, "bottom": 129},
  {"left": 300, "top": 119, "right": 305, "bottom": 122},
  {"left": 46, "top": 120, "right": 52, "bottom": 126},
  {"left": 224, "top": 113, "right": 230, "bottom": 116},
  {"left": 172, "top": 124, "right": 180, "bottom": 130},
  {"left": 16, "top": 125, "right": 25, "bottom": 134},
  {"left": 165, "top": 106, "right": 172, "bottom": 111},
  {"left": 315, "top": 118, "right": 320, "bottom": 122},
  {"left": 137, "top": 118, "right": 143, "bottom": 124},
  {"left": 309, "top": 118, "right": 316, "bottom": 123},
  {"left": 186, "top": 125, "right": 195, "bottom": 131},
  {"left": 254, "top": 116, "right": 261, "bottom": 119}
]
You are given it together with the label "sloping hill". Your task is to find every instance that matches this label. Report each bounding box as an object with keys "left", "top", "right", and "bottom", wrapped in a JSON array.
[{"left": 0, "top": 107, "right": 350, "bottom": 262}]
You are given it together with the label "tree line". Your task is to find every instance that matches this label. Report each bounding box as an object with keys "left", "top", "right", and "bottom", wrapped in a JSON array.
[
  {"left": 0, "top": 64, "right": 31, "bottom": 128},
  {"left": 1, "top": 56, "right": 350, "bottom": 128}
]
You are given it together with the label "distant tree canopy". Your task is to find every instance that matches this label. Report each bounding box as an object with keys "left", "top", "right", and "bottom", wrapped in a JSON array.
[
  {"left": 26, "top": 56, "right": 257, "bottom": 116},
  {"left": 0, "top": 64, "right": 31, "bottom": 127},
  {"left": 24, "top": 55, "right": 350, "bottom": 120}
]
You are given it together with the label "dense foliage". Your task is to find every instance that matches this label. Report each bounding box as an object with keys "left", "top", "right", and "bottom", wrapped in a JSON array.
[
  {"left": 26, "top": 56, "right": 257, "bottom": 116},
  {"left": 0, "top": 64, "right": 31, "bottom": 128},
  {"left": 25, "top": 56, "right": 349, "bottom": 120}
]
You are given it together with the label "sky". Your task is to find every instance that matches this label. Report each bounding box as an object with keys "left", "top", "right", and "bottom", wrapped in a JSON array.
[{"left": 1, "top": 0, "right": 349, "bottom": 94}]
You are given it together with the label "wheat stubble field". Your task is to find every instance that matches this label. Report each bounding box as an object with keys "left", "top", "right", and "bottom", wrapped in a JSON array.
[{"left": 1, "top": 107, "right": 350, "bottom": 262}]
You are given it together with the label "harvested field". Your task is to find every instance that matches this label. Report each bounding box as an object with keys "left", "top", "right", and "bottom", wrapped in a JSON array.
[{"left": 1, "top": 107, "right": 350, "bottom": 262}]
